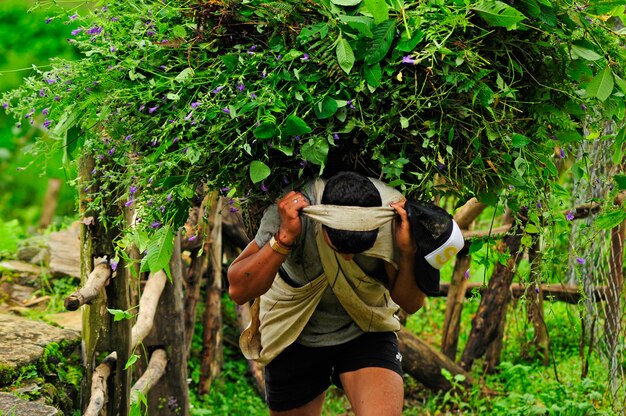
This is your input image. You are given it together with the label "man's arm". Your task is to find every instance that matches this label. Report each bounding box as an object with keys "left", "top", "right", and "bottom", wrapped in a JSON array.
[
  {"left": 227, "top": 191, "right": 309, "bottom": 305},
  {"left": 386, "top": 200, "right": 426, "bottom": 314}
]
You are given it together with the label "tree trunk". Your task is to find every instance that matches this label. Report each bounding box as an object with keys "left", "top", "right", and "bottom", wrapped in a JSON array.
[
  {"left": 484, "top": 307, "right": 507, "bottom": 374},
  {"left": 39, "top": 178, "right": 62, "bottom": 230},
  {"left": 459, "top": 217, "right": 526, "bottom": 371},
  {"left": 199, "top": 198, "right": 224, "bottom": 394}
]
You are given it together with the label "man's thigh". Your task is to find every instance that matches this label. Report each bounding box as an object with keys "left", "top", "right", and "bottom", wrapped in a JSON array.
[{"left": 340, "top": 367, "right": 403, "bottom": 416}]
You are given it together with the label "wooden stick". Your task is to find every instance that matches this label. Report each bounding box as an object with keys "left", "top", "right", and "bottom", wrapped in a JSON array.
[
  {"left": 131, "top": 270, "right": 167, "bottom": 348},
  {"left": 84, "top": 353, "right": 117, "bottom": 416},
  {"left": 438, "top": 282, "right": 608, "bottom": 304},
  {"left": 64, "top": 262, "right": 112, "bottom": 311},
  {"left": 130, "top": 349, "right": 168, "bottom": 405}
]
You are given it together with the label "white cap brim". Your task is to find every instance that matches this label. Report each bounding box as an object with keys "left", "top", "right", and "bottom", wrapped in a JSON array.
[{"left": 424, "top": 220, "right": 464, "bottom": 270}]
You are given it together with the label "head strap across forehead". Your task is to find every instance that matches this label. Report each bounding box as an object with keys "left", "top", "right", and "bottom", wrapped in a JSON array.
[{"left": 302, "top": 205, "right": 396, "bottom": 231}]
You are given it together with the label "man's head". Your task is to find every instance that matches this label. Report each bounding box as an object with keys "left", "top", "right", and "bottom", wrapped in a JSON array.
[{"left": 321, "top": 171, "right": 382, "bottom": 254}]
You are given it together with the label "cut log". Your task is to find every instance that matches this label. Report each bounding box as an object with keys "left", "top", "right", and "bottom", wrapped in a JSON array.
[
  {"left": 398, "top": 327, "right": 473, "bottom": 391},
  {"left": 64, "top": 262, "right": 111, "bottom": 311},
  {"left": 131, "top": 270, "right": 167, "bottom": 347},
  {"left": 130, "top": 349, "right": 168, "bottom": 405},
  {"left": 84, "top": 353, "right": 116, "bottom": 416}
]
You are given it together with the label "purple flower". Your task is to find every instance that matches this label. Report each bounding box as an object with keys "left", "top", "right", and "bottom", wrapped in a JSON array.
[
  {"left": 188, "top": 234, "right": 197, "bottom": 242},
  {"left": 42, "top": 108, "right": 49, "bottom": 115},
  {"left": 301, "top": 53, "right": 309, "bottom": 61},
  {"left": 24, "top": 109, "right": 34, "bottom": 118},
  {"left": 150, "top": 221, "right": 162, "bottom": 229},
  {"left": 46, "top": 18, "right": 53, "bottom": 24},
  {"left": 110, "top": 46, "right": 116, "bottom": 53},
  {"left": 185, "top": 112, "right": 193, "bottom": 121},
  {"left": 108, "top": 147, "right": 115, "bottom": 155},
  {"left": 138, "top": 104, "right": 145, "bottom": 112},
  {"left": 347, "top": 99, "right": 355, "bottom": 110},
  {"left": 222, "top": 107, "right": 231, "bottom": 114},
  {"left": 39, "top": 89, "right": 46, "bottom": 97},
  {"left": 146, "top": 30, "right": 156, "bottom": 36},
  {"left": 212, "top": 86, "right": 224, "bottom": 94},
  {"left": 580, "top": 103, "right": 587, "bottom": 111},
  {"left": 333, "top": 133, "right": 339, "bottom": 141},
  {"left": 221, "top": 187, "right": 230, "bottom": 193},
  {"left": 566, "top": 210, "right": 575, "bottom": 221},
  {"left": 276, "top": 54, "right": 282, "bottom": 60},
  {"left": 230, "top": 207, "right": 238, "bottom": 213},
  {"left": 110, "top": 261, "right": 118, "bottom": 271},
  {"left": 260, "top": 183, "right": 268, "bottom": 192},
  {"left": 238, "top": 83, "right": 245, "bottom": 92},
  {"left": 87, "top": 26, "right": 102, "bottom": 35},
  {"left": 248, "top": 45, "right": 257, "bottom": 53},
  {"left": 70, "top": 13, "right": 78, "bottom": 20},
  {"left": 167, "top": 192, "right": 172, "bottom": 202},
  {"left": 45, "top": 78, "right": 57, "bottom": 84},
  {"left": 191, "top": 101, "right": 200, "bottom": 109},
  {"left": 536, "top": 201, "right": 542, "bottom": 209},
  {"left": 43, "top": 119, "right": 51, "bottom": 129},
  {"left": 250, "top": 92, "right": 257, "bottom": 99},
  {"left": 182, "top": 147, "right": 188, "bottom": 154},
  {"left": 125, "top": 199, "right": 134, "bottom": 207},
  {"left": 173, "top": 137, "right": 179, "bottom": 144},
  {"left": 262, "top": 69, "right": 267, "bottom": 78},
  {"left": 437, "top": 163, "right": 445, "bottom": 170},
  {"left": 54, "top": 95, "right": 60, "bottom": 101},
  {"left": 559, "top": 148, "right": 566, "bottom": 158},
  {"left": 464, "top": 269, "right": 470, "bottom": 280},
  {"left": 125, "top": 134, "right": 133, "bottom": 141},
  {"left": 111, "top": 17, "right": 119, "bottom": 22},
  {"left": 402, "top": 55, "right": 416, "bottom": 64},
  {"left": 2, "top": 102, "right": 8, "bottom": 109},
  {"left": 148, "top": 106, "right": 158, "bottom": 113},
  {"left": 535, "top": 287, "right": 539, "bottom": 294},
  {"left": 147, "top": 197, "right": 153, "bottom": 206},
  {"left": 576, "top": 257, "right": 586, "bottom": 265},
  {"left": 71, "top": 28, "right": 82, "bottom": 36},
  {"left": 130, "top": 186, "right": 138, "bottom": 195}
]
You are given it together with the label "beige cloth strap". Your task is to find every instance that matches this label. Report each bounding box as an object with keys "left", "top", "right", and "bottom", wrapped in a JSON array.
[{"left": 302, "top": 205, "right": 396, "bottom": 231}]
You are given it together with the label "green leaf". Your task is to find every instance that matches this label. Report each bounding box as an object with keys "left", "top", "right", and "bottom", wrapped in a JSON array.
[
  {"left": 364, "top": 63, "right": 382, "bottom": 87},
  {"left": 472, "top": 0, "right": 527, "bottom": 30},
  {"left": 314, "top": 96, "right": 338, "bottom": 119},
  {"left": 249, "top": 160, "right": 271, "bottom": 183},
  {"left": 336, "top": 38, "right": 355, "bottom": 74},
  {"left": 283, "top": 115, "right": 312, "bottom": 136},
  {"left": 107, "top": 308, "right": 132, "bottom": 322},
  {"left": 585, "top": 66, "right": 614, "bottom": 101},
  {"left": 363, "top": 0, "right": 389, "bottom": 25},
  {"left": 595, "top": 209, "right": 626, "bottom": 230},
  {"left": 395, "top": 30, "right": 424, "bottom": 53},
  {"left": 570, "top": 44, "right": 602, "bottom": 61},
  {"left": 469, "top": 239, "right": 485, "bottom": 254},
  {"left": 124, "top": 354, "right": 140, "bottom": 371},
  {"left": 64, "top": 126, "right": 84, "bottom": 163},
  {"left": 555, "top": 130, "right": 583, "bottom": 143},
  {"left": 253, "top": 121, "right": 278, "bottom": 139},
  {"left": 365, "top": 20, "right": 396, "bottom": 65},
  {"left": 511, "top": 133, "right": 530, "bottom": 148},
  {"left": 332, "top": 0, "right": 362, "bottom": 5},
  {"left": 525, "top": 223, "right": 539, "bottom": 234},
  {"left": 145, "top": 226, "right": 174, "bottom": 276},
  {"left": 614, "top": 74, "right": 626, "bottom": 94},
  {"left": 614, "top": 174, "right": 626, "bottom": 190},
  {"left": 172, "top": 25, "right": 187, "bottom": 39},
  {"left": 338, "top": 15, "right": 374, "bottom": 37},
  {"left": 301, "top": 137, "right": 329, "bottom": 167},
  {"left": 174, "top": 67, "right": 195, "bottom": 83}
]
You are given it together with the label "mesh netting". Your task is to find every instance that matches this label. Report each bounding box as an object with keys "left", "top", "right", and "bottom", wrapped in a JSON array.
[{"left": 568, "top": 122, "right": 625, "bottom": 412}]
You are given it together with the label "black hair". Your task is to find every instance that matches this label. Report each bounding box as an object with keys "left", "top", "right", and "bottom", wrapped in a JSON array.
[{"left": 321, "top": 171, "right": 382, "bottom": 254}]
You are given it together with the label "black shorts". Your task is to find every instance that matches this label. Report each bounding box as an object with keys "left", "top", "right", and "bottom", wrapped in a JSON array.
[{"left": 264, "top": 331, "right": 403, "bottom": 412}]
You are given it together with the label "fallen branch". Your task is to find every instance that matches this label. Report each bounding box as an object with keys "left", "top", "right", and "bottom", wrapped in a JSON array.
[
  {"left": 130, "top": 349, "right": 168, "bottom": 405},
  {"left": 84, "top": 353, "right": 117, "bottom": 416},
  {"left": 64, "top": 262, "right": 112, "bottom": 311},
  {"left": 131, "top": 270, "right": 167, "bottom": 347},
  {"left": 438, "top": 282, "right": 608, "bottom": 304}
]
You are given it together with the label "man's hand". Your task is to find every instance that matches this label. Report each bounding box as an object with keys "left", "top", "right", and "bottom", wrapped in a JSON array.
[
  {"left": 276, "top": 191, "right": 309, "bottom": 246},
  {"left": 390, "top": 199, "right": 417, "bottom": 255}
]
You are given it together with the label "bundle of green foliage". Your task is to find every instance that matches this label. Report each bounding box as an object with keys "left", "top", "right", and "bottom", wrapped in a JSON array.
[{"left": 2, "top": 0, "right": 625, "bottom": 267}]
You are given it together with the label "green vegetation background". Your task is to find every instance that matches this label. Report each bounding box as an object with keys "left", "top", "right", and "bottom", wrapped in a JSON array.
[{"left": 0, "top": 1, "right": 620, "bottom": 415}]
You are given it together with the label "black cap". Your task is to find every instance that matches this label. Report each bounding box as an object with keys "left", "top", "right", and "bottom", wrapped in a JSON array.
[{"left": 405, "top": 200, "right": 455, "bottom": 296}]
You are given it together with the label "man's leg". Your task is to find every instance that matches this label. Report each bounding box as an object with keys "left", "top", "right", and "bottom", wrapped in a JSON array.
[
  {"left": 339, "top": 367, "right": 403, "bottom": 416},
  {"left": 270, "top": 392, "right": 326, "bottom": 416}
]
